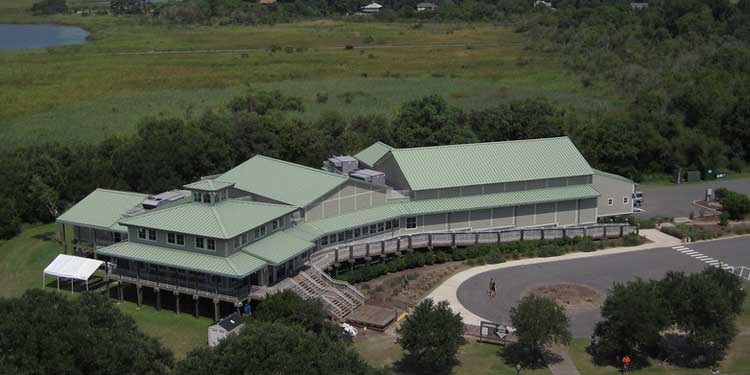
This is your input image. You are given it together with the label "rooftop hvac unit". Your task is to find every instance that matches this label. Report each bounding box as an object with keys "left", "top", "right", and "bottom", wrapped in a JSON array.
[
  {"left": 326, "top": 155, "right": 359, "bottom": 174},
  {"left": 350, "top": 169, "right": 386, "bottom": 186},
  {"left": 142, "top": 190, "right": 186, "bottom": 210}
]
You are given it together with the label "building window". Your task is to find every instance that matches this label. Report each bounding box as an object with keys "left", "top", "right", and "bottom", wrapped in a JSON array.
[
  {"left": 354, "top": 228, "right": 361, "bottom": 238},
  {"left": 234, "top": 237, "right": 240, "bottom": 248},
  {"left": 362, "top": 226, "right": 369, "bottom": 235},
  {"left": 220, "top": 190, "right": 227, "bottom": 201},
  {"left": 193, "top": 191, "right": 201, "bottom": 202},
  {"left": 370, "top": 224, "right": 377, "bottom": 233},
  {"left": 329, "top": 234, "right": 337, "bottom": 244},
  {"left": 607, "top": 198, "right": 614, "bottom": 206},
  {"left": 386, "top": 220, "right": 392, "bottom": 230},
  {"left": 406, "top": 217, "right": 417, "bottom": 229},
  {"left": 623, "top": 196, "right": 629, "bottom": 204},
  {"left": 207, "top": 239, "right": 216, "bottom": 251},
  {"left": 338, "top": 232, "right": 345, "bottom": 242},
  {"left": 195, "top": 237, "right": 205, "bottom": 249},
  {"left": 114, "top": 232, "right": 122, "bottom": 242},
  {"left": 321, "top": 236, "right": 329, "bottom": 246},
  {"left": 377, "top": 222, "right": 385, "bottom": 232},
  {"left": 392, "top": 219, "right": 400, "bottom": 229},
  {"left": 241, "top": 233, "right": 248, "bottom": 245},
  {"left": 344, "top": 230, "right": 353, "bottom": 240},
  {"left": 176, "top": 234, "right": 184, "bottom": 246},
  {"left": 137, "top": 228, "right": 146, "bottom": 239},
  {"left": 167, "top": 232, "right": 176, "bottom": 244},
  {"left": 272, "top": 219, "right": 279, "bottom": 231},
  {"left": 147, "top": 229, "right": 157, "bottom": 241},
  {"left": 202, "top": 192, "right": 211, "bottom": 204}
]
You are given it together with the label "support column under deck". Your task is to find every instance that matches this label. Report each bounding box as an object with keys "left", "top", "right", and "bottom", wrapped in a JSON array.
[
  {"left": 174, "top": 291, "right": 180, "bottom": 314},
  {"left": 193, "top": 295, "right": 199, "bottom": 318}
]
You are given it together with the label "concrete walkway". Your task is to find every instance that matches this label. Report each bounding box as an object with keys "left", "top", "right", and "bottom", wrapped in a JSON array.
[
  {"left": 425, "top": 229, "right": 681, "bottom": 326},
  {"left": 546, "top": 345, "right": 581, "bottom": 375}
]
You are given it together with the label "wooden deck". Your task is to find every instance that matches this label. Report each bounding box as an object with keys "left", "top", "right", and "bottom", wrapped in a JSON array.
[{"left": 346, "top": 305, "right": 398, "bottom": 331}]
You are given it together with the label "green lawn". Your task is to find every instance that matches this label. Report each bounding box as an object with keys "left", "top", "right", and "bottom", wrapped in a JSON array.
[
  {"left": 0, "top": 223, "right": 209, "bottom": 359},
  {"left": 353, "top": 331, "right": 551, "bottom": 374},
  {"left": 0, "top": 0, "right": 618, "bottom": 149}
]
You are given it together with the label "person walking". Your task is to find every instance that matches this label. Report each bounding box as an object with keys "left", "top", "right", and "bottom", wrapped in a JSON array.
[
  {"left": 622, "top": 355, "right": 631, "bottom": 373},
  {"left": 490, "top": 278, "right": 497, "bottom": 297},
  {"left": 488, "top": 277, "right": 495, "bottom": 297}
]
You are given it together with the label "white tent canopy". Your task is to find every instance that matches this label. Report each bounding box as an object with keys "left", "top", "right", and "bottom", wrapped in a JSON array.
[{"left": 43, "top": 254, "right": 104, "bottom": 291}]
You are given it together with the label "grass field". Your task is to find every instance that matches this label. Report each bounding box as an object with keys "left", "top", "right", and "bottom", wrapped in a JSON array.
[
  {"left": 0, "top": 0, "right": 618, "bottom": 149},
  {"left": 353, "top": 331, "right": 552, "bottom": 375}
]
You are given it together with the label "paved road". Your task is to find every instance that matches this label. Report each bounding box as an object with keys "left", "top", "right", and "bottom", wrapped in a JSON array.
[
  {"left": 640, "top": 178, "right": 750, "bottom": 218},
  {"left": 456, "top": 236, "right": 750, "bottom": 337}
]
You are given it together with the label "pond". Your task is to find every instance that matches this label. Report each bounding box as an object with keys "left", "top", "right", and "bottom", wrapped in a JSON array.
[{"left": 0, "top": 24, "right": 88, "bottom": 51}]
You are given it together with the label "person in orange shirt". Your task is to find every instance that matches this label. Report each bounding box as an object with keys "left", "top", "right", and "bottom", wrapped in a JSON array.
[{"left": 622, "top": 355, "right": 631, "bottom": 373}]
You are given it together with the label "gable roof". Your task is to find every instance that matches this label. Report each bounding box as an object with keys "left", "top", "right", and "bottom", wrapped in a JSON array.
[
  {"left": 218, "top": 155, "right": 348, "bottom": 207},
  {"left": 593, "top": 168, "right": 634, "bottom": 184},
  {"left": 119, "top": 199, "right": 297, "bottom": 239},
  {"left": 389, "top": 137, "right": 593, "bottom": 191},
  {"left": 354, "top": 141, "right": 393, "bottom": 167},
  {"left": 57, "top": 189, "right": 148, "bottom": 232},
  {"left": 183, "top": 179, "right": 235, "bottom": 191}
]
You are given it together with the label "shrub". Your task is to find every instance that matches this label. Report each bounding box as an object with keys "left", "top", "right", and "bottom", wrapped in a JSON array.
[
  {"left": 315, "top": 92, "right": 328, "bottom": 103},
  {"left": 31, "top": 0, "right": 67, "bottom": 15},
  {"left": 622, "top": 234, "right": 642, "bottom": 246},
  {"left": 576, "top": 238, "right": 597, "bottom": 252},
  {"left": 537, "top": 245, "right": 563, "bottom": 258}
]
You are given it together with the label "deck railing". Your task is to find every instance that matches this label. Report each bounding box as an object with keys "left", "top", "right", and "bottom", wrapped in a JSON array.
[{"left": 310, "top": 223, "right": 637, "bottom": 269}]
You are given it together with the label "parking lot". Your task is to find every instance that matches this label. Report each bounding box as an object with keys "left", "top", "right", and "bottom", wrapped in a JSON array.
[{"left": 640, "top": 178, "right": 750, "bottom": 218}]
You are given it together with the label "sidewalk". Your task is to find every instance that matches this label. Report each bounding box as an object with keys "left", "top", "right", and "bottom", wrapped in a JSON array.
[
  {"left": 425, "top": 229, "right": 681, "bottom": 326},
  {"left": 546, "top": 345, "right": 581, "bottom": 375}
]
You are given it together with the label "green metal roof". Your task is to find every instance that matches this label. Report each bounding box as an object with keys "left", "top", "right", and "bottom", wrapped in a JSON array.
[
  {"left": 389, "top": 137, "right": 593, "bottom": 191},
  {"left": 57, "top": 189, "right": 148, "bottom": 232},
  {"left": 183, "top": 179, "right": 235, "bottom": 191},
  {"left": 98, "top": 241, "right": 266, "bottom": 278},
  {"left": 593, "top": 169, "right": 634, "bottom": 184},
  {"left": 354, "top": 141, "right": 393, "bottom": 167},
  {"left": 219, "top": 155, "right": 348, "bottom": 207},
  {"left": 290, "top": 184, "right": 599, "bottom": 239},
  {"left": 120, "top": 200, "right": 297, "bottom": 239},
  {"left": 242, "top": 231, "right": 314, "bottom": 265}
]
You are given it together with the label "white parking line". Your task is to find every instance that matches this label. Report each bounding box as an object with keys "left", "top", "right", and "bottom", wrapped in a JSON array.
[
  {"left": 690, "top": 254, "right": 704, "bottom": 257},
  {"left": 707, "top": 260, "right": 720, "bottom": 264},
  {"left": 679, "top": 249, "right": 694, "bottom": 253},
  {"left": 696, "top": 256, "right": 710, "bottom": 260},
  {"left": 683, "top": 251, "right": 698, "bottom": 255}
]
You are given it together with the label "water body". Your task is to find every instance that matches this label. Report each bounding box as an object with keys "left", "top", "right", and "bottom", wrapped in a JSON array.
[{"left": 0, "top": 24, "right": 88, "bottom": 50}]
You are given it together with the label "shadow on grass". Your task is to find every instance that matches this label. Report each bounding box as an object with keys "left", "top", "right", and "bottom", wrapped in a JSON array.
[
  {"left": 393, "top": 348, "right": 462, "bottom": 375},
  {"left": 500, "top": 343, "right": 558, "bottom": 370},
  {"left": 32, "top": 231, "right": 56, "bottom": 242}
]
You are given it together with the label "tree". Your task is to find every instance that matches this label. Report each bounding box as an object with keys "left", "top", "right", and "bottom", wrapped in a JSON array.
[
  {"left": 175, "top": 321, "right": 382, "bottom": 375},
  {"left": 31, "top": 0, "right": 67, "bottom": 15},
  {"left": 111, "top": 0, "right": 146, "bottom": 15},
  {"left": 715, "top": 188, "right": 750, "bottom": 220},
  {"left": 253, "top": 289, "right": 344, "bottom": 340},
  {"left": 510, "top": 294, "right": 571, "bottom": 362},
  {"left": 661, "top": 269, "right": 744, "bottom": 366},
  {"left": 594, "top": 279, "right": 669, "bottom": 364},
  {"left": 391, "top": 95, "right": 473, "bottom": 148},
  {"left": 396, "top": 298, "right": 464, "bottom": 374},
  {"left": 0, "top": 290, "right": 173, "bottom": 374},
  {"left": 0, "top": 198, "right": 21, "bottom": 240}
]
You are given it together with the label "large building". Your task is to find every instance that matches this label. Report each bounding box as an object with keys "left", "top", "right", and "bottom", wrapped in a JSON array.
[{"left": 56, "top": 137, "right": 636, "bottom": 318}]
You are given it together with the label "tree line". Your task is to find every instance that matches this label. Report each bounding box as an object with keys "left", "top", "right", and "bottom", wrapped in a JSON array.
[
  {"left": 522, "top": 0, "right": 750, "bottom": 177},
  {"left": 0, "top": 90, "right": 563, "bottom": 239},
  {"left": 0, "top": 86, "right": 744, "bottom": 240}
]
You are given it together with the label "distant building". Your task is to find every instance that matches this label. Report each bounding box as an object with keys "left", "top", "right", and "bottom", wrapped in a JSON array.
[
  {"left": 208, "top": 312, "right": 244, "bottom": 347},
  {"left": 362, "top": 2, "right": 383, "bottom": 13},
  {"left": 534, "top": 0, "right": 552, "bottom": 7},
  {"left": 630, "top": 2, "right": 649, "bottom": 10},
  {"left": 416, "top": 2, "right": 437, "bottom": 11}
]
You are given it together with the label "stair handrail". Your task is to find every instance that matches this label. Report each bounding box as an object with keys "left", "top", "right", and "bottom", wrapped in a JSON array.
[{"left": 311, "top": 265, "right": 365, "bottom": 304}]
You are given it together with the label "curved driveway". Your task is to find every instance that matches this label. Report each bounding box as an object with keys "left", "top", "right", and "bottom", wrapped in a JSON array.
[{"left": 449, "top": 236, "right": 750, "bottom": 337}]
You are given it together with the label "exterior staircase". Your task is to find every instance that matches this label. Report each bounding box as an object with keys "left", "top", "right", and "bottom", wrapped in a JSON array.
[{"left": 289, "top": 266, "right": 365, "bottom": 321}]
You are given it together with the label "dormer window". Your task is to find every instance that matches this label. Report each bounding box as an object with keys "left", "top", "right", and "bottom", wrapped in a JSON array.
[
  {"left": 202, "top": 192, "right": 211, "bottom": 204},
  {"left": 193, "top": 192, "right": 201, "bottom": 202}
]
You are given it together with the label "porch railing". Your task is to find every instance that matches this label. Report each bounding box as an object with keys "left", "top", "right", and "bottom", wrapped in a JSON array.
[{"left": 310, "top": 223, "right": 637, "bottom": 269}]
